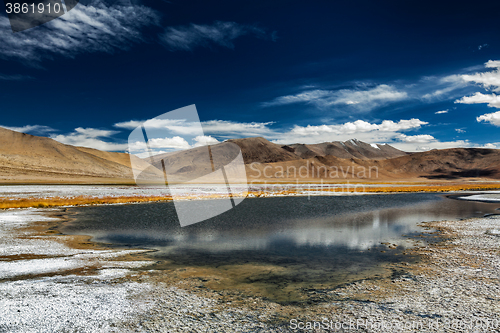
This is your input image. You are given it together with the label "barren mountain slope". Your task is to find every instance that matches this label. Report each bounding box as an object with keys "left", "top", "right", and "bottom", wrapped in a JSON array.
[
  {"left": 227, "top": 137, "right": 301, "bottom": 163},
  {"left": 378, "top": 148, "right": 500, "bottom": 179},
  {"left": 0, "top": 127, "right": 141, "bottom": 182}
]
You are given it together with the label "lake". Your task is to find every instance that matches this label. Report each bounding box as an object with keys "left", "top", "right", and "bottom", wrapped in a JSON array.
[{"left": 60, "top": 193, "right": 500, "bottom": 303}]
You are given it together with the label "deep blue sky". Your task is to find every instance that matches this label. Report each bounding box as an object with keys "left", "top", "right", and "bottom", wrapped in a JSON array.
[{"left": 1, "top": 0, "right": 499, "bottom": 152}]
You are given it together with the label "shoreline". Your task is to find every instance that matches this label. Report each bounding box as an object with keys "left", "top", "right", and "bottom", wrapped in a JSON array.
[{"left": 0, "top": 182, "right": 499, "bottom": 210}]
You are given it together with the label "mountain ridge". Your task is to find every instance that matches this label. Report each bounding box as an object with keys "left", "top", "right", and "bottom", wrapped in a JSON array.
[{"left": 0, "top": 126, "right": 499, "bottom": 183}]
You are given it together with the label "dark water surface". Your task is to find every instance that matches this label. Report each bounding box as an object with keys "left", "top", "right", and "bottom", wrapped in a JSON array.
[{"left": 61, "top": 193, "right": 500, "bottom": 303}]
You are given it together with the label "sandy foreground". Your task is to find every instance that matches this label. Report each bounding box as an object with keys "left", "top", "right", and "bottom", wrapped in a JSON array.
[{"left": 0, "top": 188, "right": 499, "bottom": 332}]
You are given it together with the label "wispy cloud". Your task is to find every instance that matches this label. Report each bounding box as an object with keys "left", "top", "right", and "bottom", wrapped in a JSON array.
[
  {"left": 0, "top": 1, "right": 160, "bottom": 63},
  {"left": 200, "top": 120, "right": 275, "bottom": 138},
  {"left": 419, "top": 75, "right": 468, "bottom": 101},
  {"left": 0, "top": 74, "right": 33, "bottom": 80},
  {"left": 1, "top": 124, "right": 55, "bottom": 134},
  {"left": 159, "top": 21, "right": 272, "bottom": 51},
  {"left": 115, "top": 118, "right": 275, "bottom": 139},
  {"left": 261, "top": 84, "right": 408, "bottom": 112},
  {"left": 50, "top": 127, "right": 128, "bottom": 151},
  {"left": 261, "top": 68, "right": 483, "bottom": 115},
  {"left": 435, "top": 110, "right": 448, "bottom": 114}
]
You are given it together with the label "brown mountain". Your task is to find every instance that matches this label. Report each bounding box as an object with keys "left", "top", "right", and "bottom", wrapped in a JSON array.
[
  {"left": 378, "top": 148, "right": 500, "bottom": 179},
  {"left": 0, "top": 127, "right": 151, "bottom": 183},
  {"left": 228, "top": 137, "right": 301, "bottom": 163}
]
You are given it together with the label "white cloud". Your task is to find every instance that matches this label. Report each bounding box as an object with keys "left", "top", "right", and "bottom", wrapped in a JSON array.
[
  {"left": 50, "top": 127, "right": 127, "bottom": 151},
  {"left": 0, "top": 1, "right": 160, "bottom": 62},
  {"left": 114, "top": 118, "right": 275, "bottom": 139},
  {"left": 142, "top": 136, "right": 190, "bottom": 150},
  {"left": 114, "top": 120, "right": 154, "bottom": 129},
  {"left": 193, "top": 135, "right": 220, "bottom": 147},
  {"left": 455, "top": 128, "right": 466, "bottom": 133},
  {"left": 159, "top": 21, "right": 269, "bottom": 51},
  {"left": 287, "top": 119, "right": 427, "bottom": 138},
  {"left": 115, "top": 116, "right": 473, "bottom": 151},
  {"left": 116, "top": 116, "right": 430, "bottom": 149},
  {"left": 486, "top": 60, "right": 500, "bottom": 69},
  {"left": 262, "top": 84, "right": 408, "bottom": 111},
  {"left": 378, "top": 119, "right": 428, "bottom": 131},
  {"left": 388, "top": 133, "right": 475, "bottom": 151},
  {"left": 127, "top": 135, "right": 220, "bottom": 156},
  {"left": 477, "top": 111, "right": 500, "bottom": 126},
  {"left": 452, "top": 60, "right": 500, "bottom": 127},
  {"left": 397, "top": 134, "right": 435, "bottom": 143},
  {"left": 273, "top": 119, "right": 469, "bottom": 152},
  {"left": 116, "top": 118, "right": 203, "bottom": 136},
  {"left": 456, "top": 92, "right": 500, "bottom": 108},
  {"left": 201, "top": 120, "right": 275, "bottom": 137},
  {"left": 42, "top": 114, "right": 484, "bottom": 153},
  {"left": 402, "top": 140, "right": 470, "bottom": 152},
  {"left": 435, "top": 110, "right": 448, "bottom": 114},
  {"left": 74, "top": 127, "right": 118, "bottom": 137},
  {"left": 1, "top": 124, "right": 55, "bottom": 134},
  {"left": 268, "top": 119, "right": 431, "bottom": 148}
]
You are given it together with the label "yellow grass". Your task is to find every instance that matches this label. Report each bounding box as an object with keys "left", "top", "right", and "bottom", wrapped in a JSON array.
[
  {"left": 247, "top": 183, "right": 500, "bottom": 197},
  {"left": 1, "top": 183, "right": 499, "bottom": 209},
  {"left": 343, "top": 184, "right": 500, "bottom": 193},
  {"left": 0, "top": 195, "right": 173, "bottom": 209}
]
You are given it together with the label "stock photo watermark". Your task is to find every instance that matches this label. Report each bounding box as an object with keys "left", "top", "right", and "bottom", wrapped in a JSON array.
[
  {"left": 4, "top": 0, "right": 79, "bottom": 32},
  {"left": 247, "top": 161, "right": 380, "bottom": 198},
  {"left": 249, "top": 161, "right": 379, "bottom": 180},
  {"left": 290, "top": 316, "right": 500, "bottom": 331},
  {"left": 128, "top": 104, "right": 248, "bottom": 227}
]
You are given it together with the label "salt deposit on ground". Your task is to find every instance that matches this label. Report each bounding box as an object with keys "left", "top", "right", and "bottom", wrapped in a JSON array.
[
  {"left": 0, "top": 209, "right": 152, "bottom": 279},
  {"left": 0, "top": 183, "right": 421, "bottom": 203},
  {"left": 456, "top": 191, "right": 500, "bottom": 202}
]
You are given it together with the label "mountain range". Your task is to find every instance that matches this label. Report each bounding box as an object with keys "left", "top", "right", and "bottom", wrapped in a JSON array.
[{"left": 0, "top": 126, "right": 498, "bottom": 183}]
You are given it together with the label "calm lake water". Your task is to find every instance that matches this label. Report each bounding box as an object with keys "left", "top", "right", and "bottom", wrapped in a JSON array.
[{"left": 61, "top": 193, "right": 500, "bottom": 303}]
